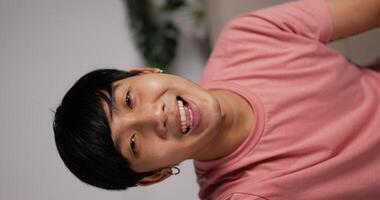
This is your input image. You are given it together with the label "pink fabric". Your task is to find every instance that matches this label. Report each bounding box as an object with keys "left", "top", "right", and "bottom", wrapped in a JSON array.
[{"left": 195, "top": 0, "right": 380, "bottom": 199}]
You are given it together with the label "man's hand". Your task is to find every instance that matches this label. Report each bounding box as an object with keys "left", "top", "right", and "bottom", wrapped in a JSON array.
[{"left": 326, "top": 0, "right": 380, "bottom": 40}]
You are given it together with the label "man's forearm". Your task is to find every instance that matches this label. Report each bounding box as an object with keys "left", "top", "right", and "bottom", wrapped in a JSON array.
[{"left": 326, "top": 0, "right": 380, "bottom": 40}]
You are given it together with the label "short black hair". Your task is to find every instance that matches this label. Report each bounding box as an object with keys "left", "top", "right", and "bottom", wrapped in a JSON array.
[{"left": 53, "top": 69, "right": 154, "bottom": 190}]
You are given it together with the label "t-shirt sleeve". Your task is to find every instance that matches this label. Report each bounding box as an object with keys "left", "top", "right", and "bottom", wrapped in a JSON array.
[
  {"left": 223, "top": 193, "right": 268, "bottom": 200},
  {"left": 201, "top": 0, "right": 334, "bottom": 83},
  {"left": 221, "top": 0, "right": 333, "bottom": 43}
]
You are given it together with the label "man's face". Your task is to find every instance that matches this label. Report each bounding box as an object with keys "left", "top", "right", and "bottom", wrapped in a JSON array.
[{"left": 103, "top": 73, "right": 223, "bottom": 173}]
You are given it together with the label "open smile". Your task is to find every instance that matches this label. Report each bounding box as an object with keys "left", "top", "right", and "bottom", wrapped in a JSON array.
[{"left": 176, "top": 96, "right": 200, "bottom": 135}]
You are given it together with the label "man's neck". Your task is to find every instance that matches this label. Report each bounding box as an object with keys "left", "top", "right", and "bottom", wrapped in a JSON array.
[{"left": 195, "top": 89, "right": 255, "bottom": 161}]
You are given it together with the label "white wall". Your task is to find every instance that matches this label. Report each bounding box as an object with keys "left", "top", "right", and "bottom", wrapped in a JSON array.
[{"left": 0, "top": 0, "right": 204, "bottom": 199}]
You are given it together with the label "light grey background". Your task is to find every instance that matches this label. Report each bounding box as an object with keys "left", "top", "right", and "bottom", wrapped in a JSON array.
[{"left": 0, "top": 0, "right": 204, "bottom": 199}]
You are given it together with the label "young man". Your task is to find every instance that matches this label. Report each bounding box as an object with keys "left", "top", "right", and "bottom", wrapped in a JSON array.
[{"left": 54, "top": 0, "right": 380, "bottom": 199}]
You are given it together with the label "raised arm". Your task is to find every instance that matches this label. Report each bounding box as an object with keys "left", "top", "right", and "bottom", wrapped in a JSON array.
[{"left": 326, "top": 0, "right": 380, "bottom": 40}]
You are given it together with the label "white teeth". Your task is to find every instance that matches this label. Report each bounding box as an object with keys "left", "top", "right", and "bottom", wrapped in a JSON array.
[
  {"left": 177, "top": 99, "right": 189, "bottom": 133},
  {"left": 189, "top": 107, "right": 193, "bottom": 128}
]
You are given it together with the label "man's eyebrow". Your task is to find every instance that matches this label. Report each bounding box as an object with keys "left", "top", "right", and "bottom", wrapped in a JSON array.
[
  {"left": 104, "top": 84, "right": 119, "bottom": 120},
  {"left": 114, "top": 130, "right": 133, "bottom": 163},
  {"left": 106, "top": 84, "right": 134, "bottom": 162},
  {"left": 114, "top": 135, "right": 130, "bottom": 161}
]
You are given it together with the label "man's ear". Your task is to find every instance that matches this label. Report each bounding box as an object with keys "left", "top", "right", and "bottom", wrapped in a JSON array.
[
  {"left": 137, "top": 168, "right": 172, "bottom": 186},
  {"left": 127, "top": 67, "right": 162, "bottom": 74}
]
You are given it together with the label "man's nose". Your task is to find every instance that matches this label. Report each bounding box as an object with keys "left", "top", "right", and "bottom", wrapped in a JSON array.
[{"left": 138, "top": 102, "right": 167, "bottom": 139}]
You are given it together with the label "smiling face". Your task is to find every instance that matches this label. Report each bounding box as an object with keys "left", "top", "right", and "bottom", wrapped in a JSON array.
[{"left": 102, "top": 72, "right": 224, "bottom": 173}]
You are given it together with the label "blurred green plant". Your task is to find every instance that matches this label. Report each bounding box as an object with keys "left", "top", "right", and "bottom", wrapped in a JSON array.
[{"left": 125, "top": 0, "right": 203, "bottom": 70}]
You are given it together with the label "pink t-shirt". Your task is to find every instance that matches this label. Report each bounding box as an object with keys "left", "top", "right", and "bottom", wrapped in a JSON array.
[{"left": 195, "top": 0, "right": 380, "bottom": 199}]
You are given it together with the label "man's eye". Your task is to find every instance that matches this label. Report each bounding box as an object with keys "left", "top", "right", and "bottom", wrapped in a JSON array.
[
  {"left": 126, "top": 91, "right": 133, "bottom": 109},
  {"left": 130, "top": 134, "right": 137, "bottom": 154}
]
